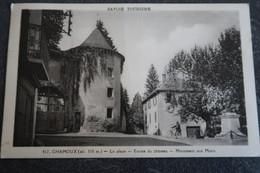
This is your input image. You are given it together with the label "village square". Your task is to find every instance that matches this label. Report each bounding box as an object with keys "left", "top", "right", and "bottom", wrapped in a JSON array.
[{"left": 13, "top": 10, "right": 247, "bottom": 146}]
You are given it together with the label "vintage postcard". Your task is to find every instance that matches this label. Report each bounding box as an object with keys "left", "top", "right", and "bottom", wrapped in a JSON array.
[{"left": 1, "top": 3, "right": 259, "bottom": 158}]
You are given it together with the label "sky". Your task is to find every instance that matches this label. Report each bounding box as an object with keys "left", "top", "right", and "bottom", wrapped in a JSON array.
[{"left": 59, "top": 10, "right": 239, "bottom": 103}]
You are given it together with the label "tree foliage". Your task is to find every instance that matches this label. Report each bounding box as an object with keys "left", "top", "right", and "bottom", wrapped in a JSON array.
[
  {"left": 42, "top": 10, "right": 71, "bottom": 50},
  {"left": 145, "top": 64, "right": 160, "bottom": 97},
  {"left": 120, "top": 85, "right": 133, "bottom": 134},
  {"left": 127, "top": 93, "right": 144, "bottom": 133},
  {"left": 96, "top": 20, "right": 124, "bottom": 73},
  {"left": 96, "top": 19, "right": 117, "bottom": 51},
  {"left": 165, "top": 50, "right": 192, "bottom": 74},
  {"left": 59, "top": 56, "right": 81, "bottom": 130},
  {"left": 165, "top": 27, "right": 245, "bottom": 122},
  {"left": 57, "top": 47, "right": 110, "bottom": 130},
  {"left": 121, "top": 84, "right": 130, "bottom": 122}
]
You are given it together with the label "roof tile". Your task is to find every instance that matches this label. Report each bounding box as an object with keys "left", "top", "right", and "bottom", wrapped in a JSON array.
[{"left": 81, "top": 28, "right": 112, "bottom": 50}]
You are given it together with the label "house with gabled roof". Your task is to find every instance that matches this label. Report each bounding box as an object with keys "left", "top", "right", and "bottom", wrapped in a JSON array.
[{"left": 142, "top": 71, "right": 206, "bottom": 138}]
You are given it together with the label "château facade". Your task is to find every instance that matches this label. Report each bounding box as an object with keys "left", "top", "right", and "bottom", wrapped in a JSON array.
[
  {"left": 13, "top": 10, "right": 126, "bottom": 147},
  {"left": 72, "top": 28, "right": 126, "bottom": 132},
  {"left": 47, "top": 27, "right": 126, "bottom": 133}
]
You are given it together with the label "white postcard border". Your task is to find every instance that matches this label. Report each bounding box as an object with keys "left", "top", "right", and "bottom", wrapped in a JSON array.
[{"left": 1, "top": 3, "right": 259, "bottom": 158}]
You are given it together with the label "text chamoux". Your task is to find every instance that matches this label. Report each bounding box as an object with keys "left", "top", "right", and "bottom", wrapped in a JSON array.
[{"left": 107, "top": 7, "right": 151, "bottom": 11}]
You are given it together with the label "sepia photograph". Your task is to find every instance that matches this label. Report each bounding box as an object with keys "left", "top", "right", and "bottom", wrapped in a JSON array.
[{"left": 1, "top": 3, "right": 259, "bottom": 158}]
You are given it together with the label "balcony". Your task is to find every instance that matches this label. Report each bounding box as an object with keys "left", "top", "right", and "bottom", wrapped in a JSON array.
[
  {"left": 27, "top": 24, "right": 41, "bottom": 59},
  {"left": 27, "top": 24, "right": 49, "bottom": 81}
]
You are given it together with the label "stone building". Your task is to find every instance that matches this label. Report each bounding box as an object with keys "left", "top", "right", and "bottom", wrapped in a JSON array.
[
  {"left": 14, "top": 10, "right": 126, "bottom": 147},
  {"left": 142, "top": 71, "right": 206, "bottom": 138},
  {"left": 13, "top": 10, "right": 50, "bottom": 146},
  {"left": 62, "top": 28, "right": 126, "bottom": 132},
  {"left": 14, "top": 10, "right": 81, "bottom": 146},
  {"left": 36, "top": 23, "right": 126, "bottom": 133},
  {"left": 36, "top": 50, "right": 85, "bottom": 134}
]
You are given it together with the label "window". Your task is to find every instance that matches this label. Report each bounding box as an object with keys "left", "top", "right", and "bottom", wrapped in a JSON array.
[
  {"left": 107, "top": 108, "right": 113, "bottom": 118},
  {"left": 37, "top": 87, "right": 64, "bottom": 113},
  {"left": 154, "top": 112, "right": 157, "bottom": 123},
  {"left": 153, "top": 96, "right": 157, "bottom": 106},
  {"left": 37, "top": 95, "right": 48, "bottom": 112},
  {"left": 27, "top": 24, "right": 41, "bottom": 58},
  {"left": 108, "top": 67, "right": 113, "bottom": 77},
  {"left": 148, "top": 100, "right": 151, "bottom": 108},
  {"left": 166, "top": 93, "right": 172, "bottom": 103},
  {"left": 149, "top": 113, "right": 151, "bottom": 124},
  {"left": 107, "top": 88, "right": 113, "bottom": 98}
]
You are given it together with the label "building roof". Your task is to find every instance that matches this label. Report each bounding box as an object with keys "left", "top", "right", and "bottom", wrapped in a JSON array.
[
  {"left": 80, "top": 28, "right": 113, "bottom": 50},
  {"left": 55, "top": 28, "right": 125, "bottom": 63},
  {"left": 142, "top": 78, "right": 201, "bottom": 104}
]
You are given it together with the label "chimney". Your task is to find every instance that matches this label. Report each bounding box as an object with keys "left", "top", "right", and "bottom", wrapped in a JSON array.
[{"left": 162, "top": 74, "right": 166, "bottom": 84}]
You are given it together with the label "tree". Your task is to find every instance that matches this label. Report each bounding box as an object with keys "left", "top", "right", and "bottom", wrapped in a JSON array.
[
  {"left": 96, "top": 20, "right": 117, "bottom": 51},
  {"left": 121, "top": 84, "right": 130, "bottom": 122},
  {"left": 120, "top": 84, "right": 133, "bottom": 133},
  {"left": 164, "top": 27, "right": 245, "bottom": 124},
  {"left": 120, "top": 85, "right": 134, "bottom": 134},
  {"left": 215, "top": 27, "right": 244, "bottom": 115},
  {"left": 190, "top": 45, "right": 217, "bottom": 85},
  {"left": 144, "top": 64, "right": 160, "bottom": 97},
  {"left": 129, "top": 93, "right": 144, "bottom": 133},
  {"left": 165, "top": 50, "right": 192, "bottom": 75},
  {"left": 96, "top": 20, "right": 125, "bottom": 73},
  {"left": 42, "top": 10, "right": 72, "bottom": 50}
]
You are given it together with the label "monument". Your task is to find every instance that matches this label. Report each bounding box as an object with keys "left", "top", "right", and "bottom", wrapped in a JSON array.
[{"left": 216, "top": 112, "right": 247, "bottom": 140}]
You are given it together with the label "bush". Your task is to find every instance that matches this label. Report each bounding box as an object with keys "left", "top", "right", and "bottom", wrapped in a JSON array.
[
  {"left": 239, "top": 125, "right": 247, "bottom": 135},
  {"left": 153, "top": 128, "right": 161, "bottom": 135},
  {"left": 101, "top": 119, "right": 120, "bottom": 132}
]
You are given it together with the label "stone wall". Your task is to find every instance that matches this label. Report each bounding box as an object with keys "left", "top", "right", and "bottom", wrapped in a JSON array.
[
  {"left": 83, "top": 116, "right": 103, "bottom": 132},
  {"left": 144, "top": 94, "right": 159, "bottom": 135},
  {"left": 158, "top": 93, "right": 181, "bottom": 136},
  {"left": 80, "top": 53, "right": 122, "bottom": 132}
]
